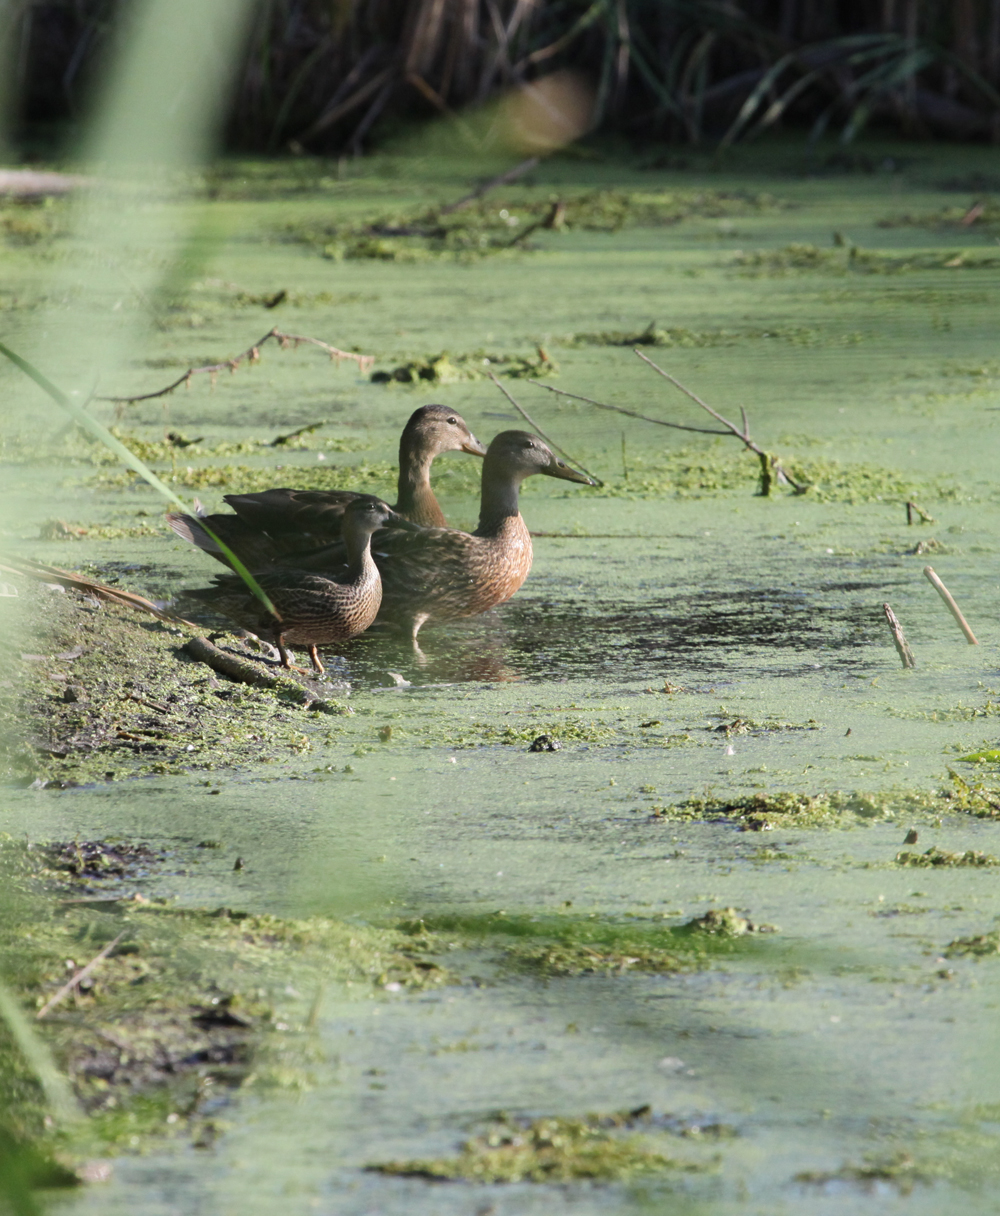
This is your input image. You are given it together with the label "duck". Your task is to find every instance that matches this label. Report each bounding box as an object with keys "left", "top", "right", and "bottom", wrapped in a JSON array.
[
  {"left": 286, "top": 431, "right": 597, "bottom": 644},
  {"left": 168, "top": 404, "right": 485, "bottom": 569},
  {"left": 180, "top": 497, "right": 418, "bottom": 673}
]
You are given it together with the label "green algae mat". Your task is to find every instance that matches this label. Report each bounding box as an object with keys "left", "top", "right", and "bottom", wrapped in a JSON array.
[{"left": 2, "top": 139, "right": 1000, "bottom": 1214}]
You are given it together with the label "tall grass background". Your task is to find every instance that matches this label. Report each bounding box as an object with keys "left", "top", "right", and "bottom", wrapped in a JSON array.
[{"left": 6, "top": 0, "right": 1000, "bottom": 156}]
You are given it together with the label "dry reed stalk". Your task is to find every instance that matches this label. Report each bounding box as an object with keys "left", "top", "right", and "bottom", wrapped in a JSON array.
[
  {"left": 923, "top": 566, "right": 979, "bottom": 644},
  {"left": 16, "top": 1, "right": 1000, "bottom": 153},
  {"left": 36, "top": 932, "right": 125, "bottom": 1020},
  {"left": 486, "top": 371, "right": 601, "bottom": 484},
  {"left": 883, "top": 602, "right": 916, "bottom": 668},
  {"left": 0, "top": 556, "right": 196, "bottom": 625}
]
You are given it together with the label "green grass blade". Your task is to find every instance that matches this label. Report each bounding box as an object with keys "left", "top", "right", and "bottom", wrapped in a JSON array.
[
  {"left": 0, "top": 979, "right": 80, "bottom": 1126},
  {"left": 0, "top": 341, "right": 280, "bottom": 620}
]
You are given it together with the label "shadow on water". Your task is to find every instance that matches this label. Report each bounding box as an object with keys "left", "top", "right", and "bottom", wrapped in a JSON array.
[{"left": 335, "top": 578, "right": 893, "bottom": 688}]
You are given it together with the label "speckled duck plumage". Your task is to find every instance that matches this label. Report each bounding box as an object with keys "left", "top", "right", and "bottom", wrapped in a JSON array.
[
  {"left": 181, "top": 497, "right": 415, "bottom": 671},
  {"left": 287, "top": 431, "right": 596, "bottom": 643},
  {"left": 168, "top": 404, "right": 485, "bottom": 569}
]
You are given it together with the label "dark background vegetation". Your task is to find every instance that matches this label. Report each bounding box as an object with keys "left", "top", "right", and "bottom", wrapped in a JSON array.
[{"left": 8, "top": 0, "right": 1000, "bottom": 157}]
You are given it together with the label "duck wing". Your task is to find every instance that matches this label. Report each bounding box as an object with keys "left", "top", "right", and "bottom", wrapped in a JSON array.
[{"left": 169, "top": 488, "right": 366, "bottom": 570}]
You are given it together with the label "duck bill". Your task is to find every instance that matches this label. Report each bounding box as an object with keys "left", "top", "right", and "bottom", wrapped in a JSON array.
[
  {"left": 541, "top": 456, "right": 599, "bottom": 486},
  {"left": 461, "top": 432, "right": 488, "bottom": 457},
  {"left": 384, "top": 512, "right": 424, "bottom": 532}
]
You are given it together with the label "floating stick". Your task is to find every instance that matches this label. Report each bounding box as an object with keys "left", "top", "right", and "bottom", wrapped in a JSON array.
[
  {"left": 923, "top": 566, "right": 979, "bottom": 645},
  {"left": 94, "top": 326, "right": 374, "bottom": 407},
  {"left": 36, "top": 932, "right": 125, "bottom": 1020},
  {"left": 487, "top": 372, "right": 602, "bottom": 485},
  {"left": 883, "top": 603, "right": 915, "bottom": 668},
  {"left": 906, "top": 500, "right": 935, "bottom": 525}
]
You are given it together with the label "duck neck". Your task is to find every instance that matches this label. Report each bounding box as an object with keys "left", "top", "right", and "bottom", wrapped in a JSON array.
[
  {"left": 476, "top": 465, "right": 525, "bottom": 536},
  {"left": 343, "top": 528, "right": 377, "bottom": 582},
  {"left": 396, "top": 445, "right": 442, "bottom": 525}
]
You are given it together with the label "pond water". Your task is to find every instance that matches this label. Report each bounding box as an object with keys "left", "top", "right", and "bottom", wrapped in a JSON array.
[{"left": 2, "top": 139, "right": 1000, "bottom": 1213}]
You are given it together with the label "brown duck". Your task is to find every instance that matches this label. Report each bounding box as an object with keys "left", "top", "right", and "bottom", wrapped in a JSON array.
[
  {"left": 288, "top": 431, "right": 596, "bottom": 644},
  {"left": 181, "top": 497, "right": 417, "bottom": 673},
  {"left": 168, "top": 404, "right": 485, "bottom": 567}
]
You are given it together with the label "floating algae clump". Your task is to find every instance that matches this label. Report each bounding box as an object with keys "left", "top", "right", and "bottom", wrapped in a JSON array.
[
  {"left": 370, "top": 1113, "right": 702, "bottom": 1183},
  {"left": 666, "top": 788, "right": 945, "bottom": 830},
  {"left": 945, "top": 928, "right": 1000, "bottom": 957},
  {"left": 678, "top": 908, "right": 778, "bottom": 937},
  {"left": 596, "top": 445, "right": 954, "bottom": 504},
  {"left": 370, "top": 348, "right": 556, "bottom": 384},
  {"left": 284, "top": 188, "right": 786, "bottom": 263},
  {"left": 796, "top": 1151, "right": 934, "bottom": 1195},
  {"left": 411, "top": 911, "right": 696, "bottom": 978},
  {"left": 667, "top": 791, "right": 850, "bottom": 829},
  {"left": 505, "top": 938, "right": 687, "bottom": 978},
  {"left": 895, "top": 846, "right": 999, "bottom": 868},
  {"left": 941, "top": 770, "right": 1000, "bottom": 818},
  {"left": 731, "top": 243, "right": 1000, "bottom": 277}
]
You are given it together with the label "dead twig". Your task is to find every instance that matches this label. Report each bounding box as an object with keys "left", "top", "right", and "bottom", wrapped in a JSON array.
[
  {"left": 95, "top": 328, "right": 374, "bottom": 408},
  {"left": 487, "top": 372, "right": 602, "bottom": 485},
  {"left": 906, "top": 500, "right": 935, "bottom": 525},
  {"left": 440, "top": 156, "right": 540, "bottom": 215},
  {"left": 883, "top": 603, "right": 916, "bottom": 668},
  {"left": 527, "top": 379, "right": 730, "bottom": 435},
  {"left": 633, "top": 350, "right": 810, "bottom": 494},
  {"left": 270, "top": 421, "right": 326, "bottom": 446},
  {"left": 37, "top": 932, "right": 125, "bottom": 1020},
  {"left": 923, "top": 567, "right": 979, "bottom": 645}
]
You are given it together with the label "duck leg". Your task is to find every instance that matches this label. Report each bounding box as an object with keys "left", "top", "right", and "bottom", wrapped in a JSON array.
[
  {"left": 307, "top": 644, "right": 326, "bottom": 674},
  {"left": 409, "top": 613, "right": 430, "bottom": 664},
  {"left": 275, "top": 635, "right": 311, "bottom": 675}
]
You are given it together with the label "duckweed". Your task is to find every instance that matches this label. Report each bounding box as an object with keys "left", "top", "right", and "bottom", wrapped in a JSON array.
[
  {"left": 731, "top": 243, "right": 1000, "bottom": 277},
  {"left": 895, "top": 846, "right": 999, "bottom": 867},
  {"left": 370, "top": 348, "right": 556, "bottom": 384},
  {"left": 678, "top": 908, "right": 778, "bottom": 937},
  {"left": 795, "top": 1151, "right": 933, "bottom": 1194},
  {"left": 284, "top": 188, "right": 787, "bottom": 263},
  {"left": 369, "top": 1112, "right": 703, "bottom": 1183},
  {"left": 564, "top": 322, "right": 856, "bottom": 349},
  {"left": 0, "top": 837, "right": 450, "bottom": 1161}
]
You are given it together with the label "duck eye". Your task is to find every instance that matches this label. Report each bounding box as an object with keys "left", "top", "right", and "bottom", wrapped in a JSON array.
[{"left": 447, "top": 417, "right": 458, "bottom": 425}]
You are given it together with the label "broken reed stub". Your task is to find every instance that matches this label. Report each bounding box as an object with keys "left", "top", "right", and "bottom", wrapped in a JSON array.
[
  {"left": 923, "top": 566, "right": 979, "bottom": 645},
  {"left": 883, "top": 603, "right": 915, "bottom": 668}
]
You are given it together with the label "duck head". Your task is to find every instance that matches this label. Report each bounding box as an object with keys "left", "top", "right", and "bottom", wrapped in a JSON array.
[
  {"left": 402, "top": 404, "right": 487, "bottom": 459},
  {"left": 483, "top": 430, "right": 598, "bottom": 486},
  {"left": 341, "top": 496, "right": 422, "bottom": 539}
]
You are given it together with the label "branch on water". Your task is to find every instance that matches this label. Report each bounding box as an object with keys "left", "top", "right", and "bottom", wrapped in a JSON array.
[
  {"left": 526, "top": 378, "right": 731, "bottom": 436},
  {"left": 36, "top": 932, "right": 125, "bottom": 1020},
  {"left": 633, "top": 349, "right": 811, "bottom": 495},
  {"left": 487, "top": 372, "right": 603, "bottom": 486},
  {"left": 96, "top": 327, "right": 375, "bottom": 408},
  {"left": 440, "top": 156, "right": 541, "bottom": 215}
]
